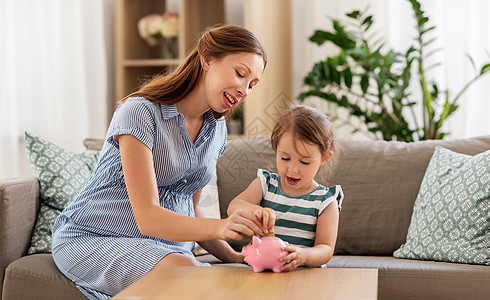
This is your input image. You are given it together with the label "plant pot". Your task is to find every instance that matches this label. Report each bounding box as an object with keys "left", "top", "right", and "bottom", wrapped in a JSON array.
[{"left": 227, "top": 120, "right": 243, "bottom": 135}]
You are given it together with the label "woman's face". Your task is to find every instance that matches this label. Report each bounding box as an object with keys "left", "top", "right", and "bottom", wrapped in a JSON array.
[{"left": 202, "top": 52, "right": 264, "bottom": 113}]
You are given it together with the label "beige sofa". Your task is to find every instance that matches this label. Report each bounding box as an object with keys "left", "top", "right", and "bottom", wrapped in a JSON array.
[{"left": 2, "top": 136, "right": 490, "bottom": 300}]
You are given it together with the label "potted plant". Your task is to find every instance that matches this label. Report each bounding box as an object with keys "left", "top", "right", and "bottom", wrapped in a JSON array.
[
  {"left": 299, "top": 0, "right": 489, "bottom": 142},
  {"left": 227, "top": 104, "right": 244, "bottom": 135}
]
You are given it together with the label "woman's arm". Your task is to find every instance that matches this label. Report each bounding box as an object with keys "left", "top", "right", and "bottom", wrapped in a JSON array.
[
  {"left": 227, "top": 178, "right": 275, "bottom": 233},
  {"left": 193, "top": 192, "right": 244, "bottom": 263},
  {"left": 119, "top": 134, "right": 265, "bottom": 242},
  {"left": 280, "top": 200, "right": 339, "bottom": 271}
]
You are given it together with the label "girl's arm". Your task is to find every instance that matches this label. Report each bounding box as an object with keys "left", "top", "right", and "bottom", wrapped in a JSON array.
[
  {"left": 227, "top": 178, "right": 275, "bottom": 233},
  {"left": 227, "top": 178, "right": 263, "bottom": 214},
  {"left": 119, "top": 134, "right": 266, "bottom": 242},
  {"left": 193, "top": 191, "right": 244, "bottom": 263},
  {"left": 280, "top": 200, "right": 339, "bottom": 271}
]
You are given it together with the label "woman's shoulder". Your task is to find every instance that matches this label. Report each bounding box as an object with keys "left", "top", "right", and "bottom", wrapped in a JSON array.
[
  {"left": 116, "top": 97, "right": 177, "bottom": 122},
  {"left": 119, "top": 97, "right": 160, "bottom": 111}
]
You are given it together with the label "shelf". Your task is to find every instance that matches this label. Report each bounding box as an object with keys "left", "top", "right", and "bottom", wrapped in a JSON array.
[
  {"left": 115, "top": 0, "right": 225, "bottom": 102},
  {"left": 123, "top": 59, "right": 182, "bottom": 67}
]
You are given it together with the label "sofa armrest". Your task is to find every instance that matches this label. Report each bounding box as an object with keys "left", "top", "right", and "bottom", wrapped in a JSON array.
[{"left": 0, "top": 177, "right": 40, "bottom": 270}]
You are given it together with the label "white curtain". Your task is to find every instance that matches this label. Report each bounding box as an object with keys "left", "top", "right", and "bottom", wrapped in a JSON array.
[
  {"left": 292, "top": 0, "right": 490, "bottom": 140},
  {"left": 0, "top": 0, "right": 108, "bottom": 179}
]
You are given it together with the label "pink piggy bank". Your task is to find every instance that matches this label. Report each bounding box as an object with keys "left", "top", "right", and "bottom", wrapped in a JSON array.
[{"left": 241, "top": 235, "right": 288, "bottom": 273}]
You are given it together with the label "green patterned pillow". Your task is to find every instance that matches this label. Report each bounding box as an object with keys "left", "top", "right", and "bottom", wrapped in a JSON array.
[
  {"left": 24, "top": 132, "right": 100, "bottom": 254},
  {"left": 393, "top": 146, "right": 490, "bottom": 265}
]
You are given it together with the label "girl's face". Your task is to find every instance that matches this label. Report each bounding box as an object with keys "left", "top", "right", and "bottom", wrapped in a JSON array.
[
  {"left": 202, "top": 52, "right": 264, "bottom": 113},
  {"left": 275, "top": 131, "right": 332, "bottom": 196}
]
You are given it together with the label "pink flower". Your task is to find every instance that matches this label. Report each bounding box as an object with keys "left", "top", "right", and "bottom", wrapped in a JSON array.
[
  {"left": 137, "top": 14, "right": 164, "bottom": 46},
  {"left": 137, "top": 12, "right": 179, "bottom": 46},
  {"left": 161, "top": 13, "right": 179, "bottom": 38}
]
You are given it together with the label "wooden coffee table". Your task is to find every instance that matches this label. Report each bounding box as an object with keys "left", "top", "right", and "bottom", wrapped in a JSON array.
[{"left": 112, "top": 265, "right": 378, "bottom": 299}]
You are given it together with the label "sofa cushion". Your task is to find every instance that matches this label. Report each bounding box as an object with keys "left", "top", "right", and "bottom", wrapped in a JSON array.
[
  {"left": 393, "top": 146, "right": 490, "bottom": 265},
  {"left": 325, "top": 136, "right": 490, "bottom": 255},
  {"left": 83, "top": 138, "right": 105, "bottom": 151},
  {"left": 217, "top": 136, "right": 276, "bottom": 219},
  {"left": 24, "top": 132, "right": 100, "bottom": 254},
  {"left": 327, "top": 255, "right": 490, "bottom": 300},
  {"left": 216, "top": 136, "right": 276, "bottom": 249},
  {"left": 0, "top": 177, "right": 40, "bottom": 299},
  {"left": 217, "top": 135, "right": 490, "bottom": 255},
  {"left": 3, "top": 254, "right": 86, "bottom": 300}
]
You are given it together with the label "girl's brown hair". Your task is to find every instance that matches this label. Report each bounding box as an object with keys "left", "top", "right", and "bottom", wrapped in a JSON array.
[
  {"left": 118, "top": 25, "right": 267, "bottom": 118},
  {"left": 271, "top": 105, "right": 339, "bottom": 177}
]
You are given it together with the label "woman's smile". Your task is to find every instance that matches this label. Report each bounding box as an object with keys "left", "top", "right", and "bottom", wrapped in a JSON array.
[{"left": 223, "top": 91, "right": 238, "bottom": 108}]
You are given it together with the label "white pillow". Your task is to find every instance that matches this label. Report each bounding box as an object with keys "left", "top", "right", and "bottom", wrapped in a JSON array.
[
  {"left": 193, "top": 170, "right": 221, "bottom": 256},
  {"left": 197, "top": 170, "right": 220, "bottom": 219}
]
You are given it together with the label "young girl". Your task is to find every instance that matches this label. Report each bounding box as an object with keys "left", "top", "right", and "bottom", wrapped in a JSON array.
[
  {"left": 52, "top": 25, "right": 267, "bottom": 299},
  {"left": 228, "top": 105, "right": 343, "bottom": 272}
]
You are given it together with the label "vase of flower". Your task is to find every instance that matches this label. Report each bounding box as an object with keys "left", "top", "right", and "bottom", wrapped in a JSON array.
[
  {"left": 137, "top": 12, "right": 179, "bottom": 59},
  {"left": 162, "top": 37, "right": 178, "bottom": 59},
  {"left": 160, "top": 12, "right": 179, "bottom": 59}
]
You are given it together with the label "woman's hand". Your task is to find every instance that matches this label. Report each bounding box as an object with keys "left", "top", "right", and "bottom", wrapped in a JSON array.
[
  {"left": 252, "top": 207, "right": 276, "bottom": 235},
  {"left": 219, "top": 209, "right": 266, "bottom": 241},
  {"left": 279, "top": 244, "right": 307, "bottom": 272}
]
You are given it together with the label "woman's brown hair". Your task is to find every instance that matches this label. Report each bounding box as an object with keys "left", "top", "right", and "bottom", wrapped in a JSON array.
[
  {"left": 271, "top": 105, "right": 339, "bottom": 178},
  {"left": 118, "top": 25, "right": 267, "bottom": 118}
]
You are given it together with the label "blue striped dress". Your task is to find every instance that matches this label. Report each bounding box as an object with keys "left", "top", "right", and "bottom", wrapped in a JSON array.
[
  {"left": 52, "top": 97, "right": 227, "bottom": 299},
  {"left": 258, "top": 169, "right": 343, "bottom": 247}
]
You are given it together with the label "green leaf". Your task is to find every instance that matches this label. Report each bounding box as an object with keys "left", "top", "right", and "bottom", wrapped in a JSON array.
[
  {"left": 322, "top": 61, "right": 330, "bottom": 80},
  {"left": 409, "top": 0, "right": 421, "bottom": 10},
  {"left": 438, "top": 97, "right": 451, "bottom": 123},
  {"left": 418, "top": 17, "right": 429, "bottom": 27},
  {"left": 329, "top": 62, "right": 341, "bottom": 85},
  {"left": 346, "top": 10, "right": 361, "bottom": 19},
  {"left": 360, "top": 74, "right": 369, "bottom": 94},
  {"left": 422, "top": 37, "right": 438, "bottom": 47},
  {"left": 343, "top": 67, "right": 353, "bottom": 88},
  {"left": 339, "top": 95, "right": 349, "bottom": 106},
  {"left": 466, "top": 54, "right": 477, "bottom": 73},
  {"left": 421, "top": 25, "right": 436, "bottom": 35},
  {"left": 480, "top": 63, "right": 490, "bottom": 75},
  {"left": 362, "top": 15, "right": 373, "bottom": 29},
  {"left": 309, "top": 30, "right": 330, "bottom": 46}
]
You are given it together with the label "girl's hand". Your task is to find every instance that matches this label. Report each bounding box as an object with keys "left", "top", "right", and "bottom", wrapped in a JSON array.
[
  {"left": 279, "top": 244, "right": 307, "bottom": 272},
  {"left": 220, "top": 209, "right": 266, "bottom": 240},
  {"left": 253, "top": 207, "right": 276, "bottom": 235},
  {"left": 230, "top": 252, "right": 245, "bottom": 264}
]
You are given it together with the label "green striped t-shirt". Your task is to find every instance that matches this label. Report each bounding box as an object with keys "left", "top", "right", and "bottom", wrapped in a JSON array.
[{"left": 258, "top": 169, "right": 343, "bottom": 247}]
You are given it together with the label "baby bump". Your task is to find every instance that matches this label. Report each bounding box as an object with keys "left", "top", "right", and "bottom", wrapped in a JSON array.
[{"left": 159, "top": 187, "right": 195, "bottom": 217}]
